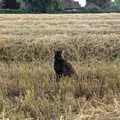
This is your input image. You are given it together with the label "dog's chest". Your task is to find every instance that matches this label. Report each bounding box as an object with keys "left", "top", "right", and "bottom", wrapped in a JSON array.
[{"left": 54, "top": 60, "right": 65, "bottom": 72}]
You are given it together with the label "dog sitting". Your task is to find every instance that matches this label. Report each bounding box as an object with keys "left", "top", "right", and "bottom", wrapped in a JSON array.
[{"left": 53, "top": 49, "right": 77, "bottom": 81}]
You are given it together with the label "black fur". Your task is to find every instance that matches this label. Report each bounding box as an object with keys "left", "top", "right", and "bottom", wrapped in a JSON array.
[{"left": 53, "top": 49, "right": 77, "bottom": 81}]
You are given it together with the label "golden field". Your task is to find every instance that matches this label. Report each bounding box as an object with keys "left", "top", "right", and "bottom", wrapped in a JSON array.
[{"left": 0, "top": 13, "right": 120, "bottom": 120}]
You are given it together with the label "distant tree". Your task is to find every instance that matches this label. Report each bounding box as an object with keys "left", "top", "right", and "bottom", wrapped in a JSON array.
[
  {"left": 86, "top": 0, "right": 96, "bottom": 3},
  {"left": 51, "top": 0, "right": 62, "bottom": 10},
  {"left": 24, "top": 0, "right": 61, "bottom": 12},
  {"left": 111, "top": 0, "right": 120, "bottom": 9},
  {"left": 86, "top": 0, "right": 111, "bottom": 8},
  {"left": 2, "top": 0, "right": 20, "bottom": 9},
  {"left": 112, "top": 0, "right": 120, "bottom": 5},
  {"left": 18, "top": 0, "right": 25, "bottom": 9},
  {"left": 0, "top": 0, "right": 3, "bottom": 8}
]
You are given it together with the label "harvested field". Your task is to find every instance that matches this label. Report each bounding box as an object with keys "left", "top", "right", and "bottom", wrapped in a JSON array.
[{"left": 0, "top": 13, "right": 120, "bottom": 120}]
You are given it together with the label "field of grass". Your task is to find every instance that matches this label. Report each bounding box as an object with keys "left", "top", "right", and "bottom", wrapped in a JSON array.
[{"left": 0, "top": 13, "right": 120, "bottom": 120}]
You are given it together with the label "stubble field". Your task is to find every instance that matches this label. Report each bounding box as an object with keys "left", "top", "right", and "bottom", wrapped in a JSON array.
[{"left": 0, "top": 13, "right": 120, "bottom": 120}]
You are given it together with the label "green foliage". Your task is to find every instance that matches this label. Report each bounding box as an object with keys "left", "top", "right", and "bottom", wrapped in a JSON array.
[
  {"left": 86, "top": 0, "right": 111, "bottom": 8},
  {"left": 87, "top": 0, "right": 97, "bottom": 3},
  {"left": 18, "top": 0, "right": 26, "bottom": 9},
  {"left": 111, "top": 0, "right": 120, "bottom": 8},
  {"left": 27, "top": 0, "right": 49, "bottom": 12},
  {"left": 0, "top": 8, "right": 28, "bottom": 13},
  {"left": 26, "top": 0, "right": 61, "bottom": 13},
  {"left": 0, "top": 8, "right": 108, "bottom": 13},
  {"left": 51, "top": 0, "right": 62, "bottom": 11},
  {"left": 113, "top": 0, "right": 120, "bottom": 5}
]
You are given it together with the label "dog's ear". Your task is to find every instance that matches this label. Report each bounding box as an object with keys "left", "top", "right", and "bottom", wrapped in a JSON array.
[{"left": 53, "top": 48, "right": 63, "bottom": 54}]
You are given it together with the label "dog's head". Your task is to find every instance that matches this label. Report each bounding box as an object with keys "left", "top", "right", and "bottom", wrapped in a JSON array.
[{"left": 53, "top": 49, "right": 64, "bottom": 60}]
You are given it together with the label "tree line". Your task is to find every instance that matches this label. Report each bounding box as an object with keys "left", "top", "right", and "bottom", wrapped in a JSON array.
[
  {"left": 0, "top": 0, "right": 61, "bottom": 12},
  {"left": 0, "top": 0, "right": 120, "bottom": 13}
]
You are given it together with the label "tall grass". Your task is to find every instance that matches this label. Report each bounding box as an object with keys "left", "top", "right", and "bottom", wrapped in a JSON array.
[{"left": 0, "top": 14, "right": 120, "bottom": 119}]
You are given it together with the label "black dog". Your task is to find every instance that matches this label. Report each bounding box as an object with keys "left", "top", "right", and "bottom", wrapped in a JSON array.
[{"left": 53, "top": 49, "right": 77, "bottom": 81}]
